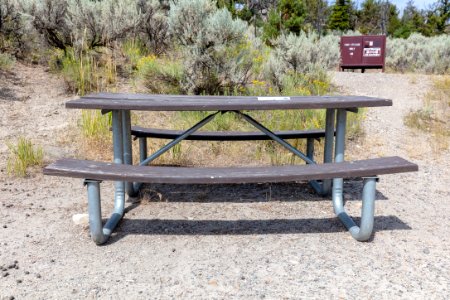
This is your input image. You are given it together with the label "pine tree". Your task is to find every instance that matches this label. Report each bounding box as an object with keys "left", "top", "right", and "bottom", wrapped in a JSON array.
[
  {"left": 279, "top": 0, "right": 306, "bottom": 34},
  {"left": 357, "top": 0, "right": 382, "bottom": 34},
  {"left": 386, "top": 3, "right": 401, "bottom": 36},
  {"left": 328, "top": 0, "right": 353, "bottom": 31},
  {"left": 304, "top": 0, "right": 329, "bottom": 35}
]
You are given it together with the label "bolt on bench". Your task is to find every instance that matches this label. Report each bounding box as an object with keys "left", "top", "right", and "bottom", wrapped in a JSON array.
[{"left": 43, "top": 93, "right": 418, "bottom": 244}]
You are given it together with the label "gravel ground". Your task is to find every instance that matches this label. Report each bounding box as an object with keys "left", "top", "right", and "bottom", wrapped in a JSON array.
[{"left": 0, "top": 66, "right": 449, "bottom": 299}]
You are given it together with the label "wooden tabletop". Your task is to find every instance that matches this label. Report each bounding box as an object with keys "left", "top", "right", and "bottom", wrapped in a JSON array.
[{"left": 66, "top": 93, "right": 392, "bottom": 111}]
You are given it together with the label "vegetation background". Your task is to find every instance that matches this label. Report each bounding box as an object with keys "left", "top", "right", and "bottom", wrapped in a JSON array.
[{"left": 1, "top": 0, "right": 449, "bottom": 174}]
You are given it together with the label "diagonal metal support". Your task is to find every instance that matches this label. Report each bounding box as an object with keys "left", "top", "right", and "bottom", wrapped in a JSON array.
[
  {"left": 139, "top": 111, "right": 221, "bottom": 166},
  {"left": 234, "top": 111, "right": 324, "bottom": 194},
  {"left": 235, "top": 111, "right": 316, "bottom": 165}
]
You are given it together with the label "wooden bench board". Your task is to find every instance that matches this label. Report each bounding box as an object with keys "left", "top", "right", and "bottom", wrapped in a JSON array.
[
  {"left": 43, "top": 157, "right": 418, "bottom": 184},
  {"left": 66, "top": 93, "right": 392, "bottom": 111},
  {"left": 131, "top": 126, "right": 329, "bottom": 141}
]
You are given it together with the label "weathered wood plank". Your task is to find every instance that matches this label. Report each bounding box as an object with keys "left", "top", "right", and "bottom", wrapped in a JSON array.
[
  {"left": 131, "top": 126, "right": 329, "bottom": 141},
  {"left": 43, "top": 157, "right": 418, "bottom": 184},
  {"left": 66, "top": 93, "right": 392, "bottom": 111}
]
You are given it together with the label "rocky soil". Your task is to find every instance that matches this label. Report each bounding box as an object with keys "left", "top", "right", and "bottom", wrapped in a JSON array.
[{"left": 0, "top": 65, "right": 449, "bottom": 299}]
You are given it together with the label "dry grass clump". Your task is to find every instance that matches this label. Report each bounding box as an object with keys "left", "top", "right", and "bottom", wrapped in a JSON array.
[
  {"left": 0, "top": 52, "right": 15, "bottom": 70},
  {"left": 78, "top": 110, "right": 113, "bottom": 160},
  {"left": 7, "top": 137, "right": 44, "bottom": 177},
  {"left": 404, "top": 76, "right": 450, "bottom": 151}
]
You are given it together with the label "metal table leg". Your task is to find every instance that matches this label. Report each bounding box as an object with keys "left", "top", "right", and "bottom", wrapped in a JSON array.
[
  {"left": 121, "top": 110, "right": 139, "bottom": 197},
  {"left": 322, "top": 109, "right": 335, "bottom": 195},
  {"left": 85, "top": 110, "right": 126, "bottom": 245},
  {"left": 331, "top": 109, "right": 377, "bottom": 241}
]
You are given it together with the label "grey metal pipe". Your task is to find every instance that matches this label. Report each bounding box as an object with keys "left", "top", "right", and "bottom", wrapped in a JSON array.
[
  {"left": 84, "top": 110, "right": 126, "bottom": 245},
  {"left": 322, "top": 109, "right": 335, "bottom": 195},
  {"left": 331, "top": 108, "right": 376, "bottom": 241},
  {"left": 86, "top": 180, "right": 125, "bottom": 245},
  {"left": 112, "top": 111, "right": 126, "bottom": 212},
  {"left": 86, "top": 180, "right": 106, "bottom": 244},
  {"left": 332, "top": 177, "right": 377, "bottom": 241},
  {"left": 139, "top": 137, "right": 148, "bottom": 163},
  {"left": 306, "top": 138, "right": 315, "bottom": 160},
  {"left": 139, "top": 111, "right": 220, "bottom": 166},
  {"left": 121, "top": 110, "right": 138, "bottom": 197},
  {"left": 334, "top": 109, "right": 346, "bottom": 164}
]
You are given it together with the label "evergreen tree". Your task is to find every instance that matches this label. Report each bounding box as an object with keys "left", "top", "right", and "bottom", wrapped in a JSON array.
[
  {"left": 304, "top": 0, "right": 329, "bottom": 35},
  {"left": 328, "top": 0, "right": 353, "bottom": 31},
  {"left": 433, "top": 0, "right": 450, "bottom": 33},
  {"left": 262, "top": 0, "right": 307, "bottom": 44},
  {"left": 357, "top": 0, "right": 382, "bottom": 34},
  {"left": 262, "top": 8, "right": 282, "bottom": 44},
  {"left": 386, "top": 3, "right": 401, "bottom": 36},
  {"left": 279, "top": 0, "right": 306, "bottom": 34}
]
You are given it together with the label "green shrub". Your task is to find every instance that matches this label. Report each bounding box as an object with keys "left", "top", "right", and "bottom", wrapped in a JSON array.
[
  {"left": 136, "top": 54, "right": 183, "bottom": 94},
  {"left": 0, "top": 51, "right": 15, "bottom": 70},
  {"left": 168, "top": 0, "right": 253, "bottom": 94},
  {"left": 266, "top": 32, "right": 339, "bottom": 83},
  {"left": 7, "top": 137, "right": 44, "bottom": 177},
  {"left": 50, "top": 47, "right": 117, "bottom": 95},
  {"left": 0, "top": 0, "right": 33, "bottom": 58},
  {"left": 121, "top": 38, "right": 149, "bottom": 75},
  {"left": 386, "top": 33, "right": 450, "bottom": 74},
  {"left": 137, "top": 0, "right": 170, "bottom": 55},
  {"left": 27, "top": 0, "right": 141, "bottom": 50}
]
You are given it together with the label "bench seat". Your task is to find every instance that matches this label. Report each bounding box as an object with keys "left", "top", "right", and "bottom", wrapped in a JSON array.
[
  {"left": 43, "top": 156, "right": 417, "bottom": 244},
  {"left": 130, "top": 126, "right": 329, "bottom": 141},
  {"left": 43, "top": 156, "right": 416, "bottom": 184}
]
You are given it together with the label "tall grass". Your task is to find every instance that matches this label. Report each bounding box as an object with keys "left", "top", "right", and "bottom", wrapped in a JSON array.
[
  {"left": 404, "top": 76, "right": 450, "bottom": 151},
  {"left": 7, "top": 137, "right": 44, "bottom": 177},
  {"left": 0, "top": 51, "right": 15, "bottom": 70},
  {"left": 50, "top": 47, "right": 117, "bottom": 96},
  {"left": 121, "top": 39, "right": 149, "bottom": 75},
  {"left": 80, "top": 110, "right": 112, "bottom": 140},
  {"left": 136, "top": 54, "right": 183, "bottom": 94}
]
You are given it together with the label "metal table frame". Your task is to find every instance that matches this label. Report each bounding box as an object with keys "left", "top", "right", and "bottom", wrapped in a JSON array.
[{"left": 84, "top": 104, "right": 377, "bottom": 243}]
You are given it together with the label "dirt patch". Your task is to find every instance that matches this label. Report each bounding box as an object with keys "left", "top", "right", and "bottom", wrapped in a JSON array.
[{"left": 0, "top": 65, "right": 449, "bottom": 298}]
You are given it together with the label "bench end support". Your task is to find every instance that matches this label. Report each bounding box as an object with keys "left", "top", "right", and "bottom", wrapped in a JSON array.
[
  {"left": 333, "top": 177, "right": 377, "bottom": 241},
  {"left": 85, "top": 179, "right": 125, "bottom": 245}
]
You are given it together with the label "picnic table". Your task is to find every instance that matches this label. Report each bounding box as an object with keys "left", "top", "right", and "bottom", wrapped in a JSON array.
[{"left": 44, "top": 93, "right": 418, "bottom": 244}]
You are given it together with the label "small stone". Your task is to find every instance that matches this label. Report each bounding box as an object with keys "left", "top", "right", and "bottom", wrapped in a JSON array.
[
  {"left": 24, "top": 271, "right": 30, "bottom": 275},
  {"left": 72, "top": 214, "right": 89, "bottom": 226},
  {"left": 9, "top": 296, "right": 15, "bottom": 300},
  {"left": 3, "top": 272, "right": 9, "bottom": 277},
  {"left": 16, "top": 279, "right": 22, "bottom": 284},
  {"left": 50, "top": 259, "right": 55, "bottom": 263},
  {"left": 172, "top": 248, "right": 176, "bottom": 253},
  {"left": 208, "top": 279, "right": 218, "bottom": 286},
  {"left": 36, "top": 274, "right": 41, "bottom": 279},
  {"left": 423, "top": 248, "right": 430, "bottom": 254},
  {"left": 3, "top": 225, "right": 7, "bottom": 228}
]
